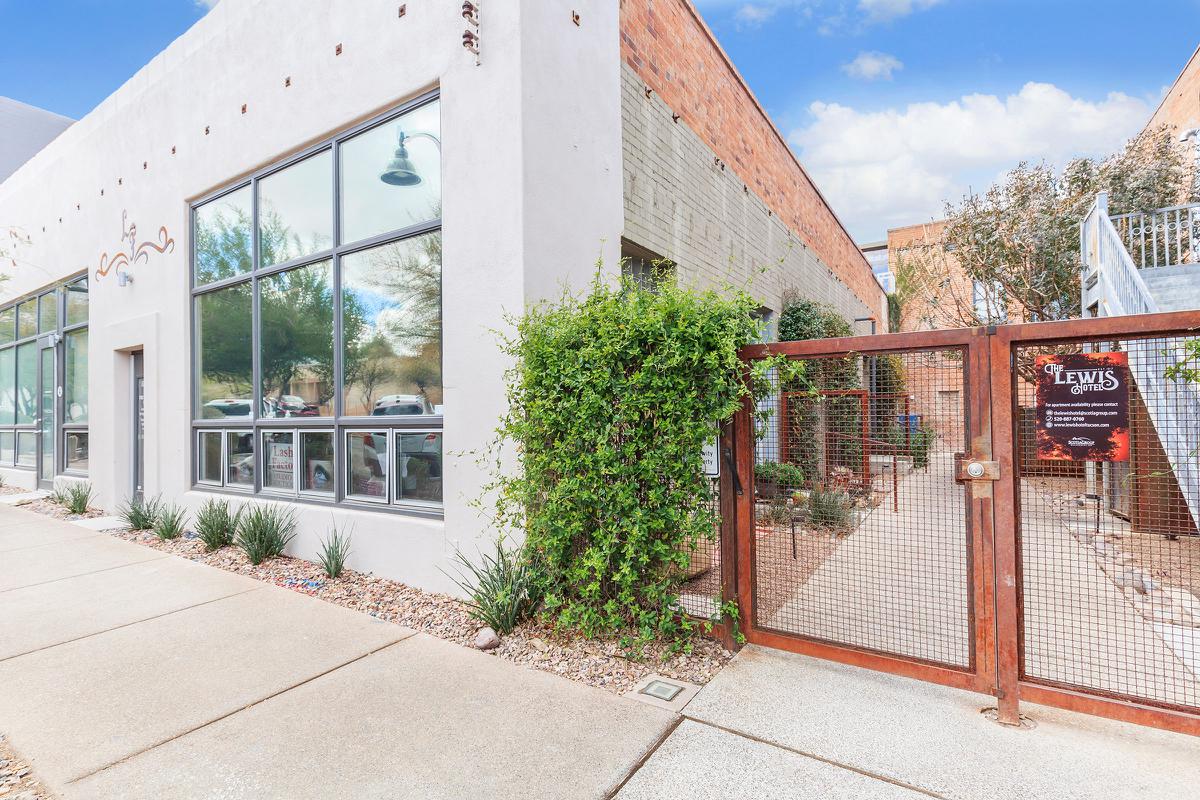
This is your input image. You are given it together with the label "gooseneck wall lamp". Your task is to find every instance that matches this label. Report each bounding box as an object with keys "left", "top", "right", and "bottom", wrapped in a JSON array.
[{"left": 380, "top": 129, "right": 442, "bottom": 186}]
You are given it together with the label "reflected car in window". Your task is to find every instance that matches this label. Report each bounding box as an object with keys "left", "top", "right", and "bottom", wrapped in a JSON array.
[
  {"left": 372, "top": 394, "right": 433, "bottom": 416},
  {"left": 278, "top": 395, "right": 319, "bottom": 417},
  {"left": 203, "top": 398, "right": 253, "bottom": 419}
]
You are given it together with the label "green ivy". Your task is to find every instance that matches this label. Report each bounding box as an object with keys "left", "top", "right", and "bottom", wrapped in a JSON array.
[{"left": 487, "top": 273, "right": 795, "bottom": 651}]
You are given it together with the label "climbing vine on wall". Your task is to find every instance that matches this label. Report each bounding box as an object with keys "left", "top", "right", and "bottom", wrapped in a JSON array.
[{"left": 486, "top": 272, "right": 797, "bottom": 650}]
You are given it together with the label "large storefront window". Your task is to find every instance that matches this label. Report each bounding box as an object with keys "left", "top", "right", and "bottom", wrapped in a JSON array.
[
  {"left": 191, "top": 93, "right": 442, "bottom": 514},
  {"left": 0, "top": 277, "right": 89, "bottom": 473}
]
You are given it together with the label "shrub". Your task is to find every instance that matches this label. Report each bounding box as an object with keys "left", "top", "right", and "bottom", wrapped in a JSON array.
[
  {"left": 194, "top": 499, "right": 241, "bottom": 551},
  {"left": 317, "top": 525, "right": 352, "bottom": 578},
  {"left": 154, "top": 504, "right": 188, "bottom": 540},
  {"left": 236, "top": 505, "right": 297, "bottom": 565},
  {"left": 488, "top": 273, "right": 796, "bottom": 649},
  {"left": 447, "top": 540, "right": 541, "bottom": 635},
  {"left": 883, "top": 424, "right": 935, "bottom": 470},
  {"left": 754, "top": 462, "right": 804, "bottom": 499},
  {"left": 52, "top": 481, "right": 94, "bottom": 515},
  {"left": 807, "top": 486, "right": 853, "bottom": 531},
  {"left": 118, "top": 495, "right": 163, "bottom": 531}
]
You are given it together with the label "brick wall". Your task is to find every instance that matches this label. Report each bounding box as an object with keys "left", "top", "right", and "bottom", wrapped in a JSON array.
[
  {"left": 618, "top": 0, "right": 885, "bottom": 322},
  {"left": 621, "top": 66, "right": 870, "bottom": 324},
  {"left": 1144, "top": 44, "right": 1200, "bottom": 137}
]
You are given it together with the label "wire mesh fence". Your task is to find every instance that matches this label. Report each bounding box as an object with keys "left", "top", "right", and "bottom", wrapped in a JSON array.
[
  {"left": 679, "top": 477, "right": 722, "bottom": 619},
  {"left": 1015, "top": 334, "right": 1200, "bottom": 712},
  {"left": 750, "top": 346, "right": 973, "bottom": 668}
]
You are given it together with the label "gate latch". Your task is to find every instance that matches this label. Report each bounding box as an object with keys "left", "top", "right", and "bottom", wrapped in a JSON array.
[{"left": 957, "top": 459, "right": 1000, "bottom": 481}]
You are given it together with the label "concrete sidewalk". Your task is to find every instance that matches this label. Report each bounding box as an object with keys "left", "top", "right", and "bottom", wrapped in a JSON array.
[
  {"left": 0, "top": 505, "right": 674, "bottom": 799},
  {"left": 627, "top": 645, "right": 1200, "bottom": 800},
  {"left": 7, "top": 503, "right": 1200, "bottom": 799}
]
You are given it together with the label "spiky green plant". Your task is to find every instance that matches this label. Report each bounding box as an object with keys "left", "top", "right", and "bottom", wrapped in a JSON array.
[
  {"left": 446, "top": 540, "right": 542, "bottom": 635},
  {"left": 154, "top": 504, "right": 188, "bottom": 540},
  {"left": 194, "top": 499, "right": 241, "bottom": 551},
  {"left": 52, "top": 481, "right": 94, "bottom": 515},
  {"left": 317, "top": 525, "right": 353, "bottom": 578},
  {"left": 236, "top": 505, "right": 297, "bottom": 565},
  {"left": 118, "top": 495, "right": 163, "bottom": 531}
]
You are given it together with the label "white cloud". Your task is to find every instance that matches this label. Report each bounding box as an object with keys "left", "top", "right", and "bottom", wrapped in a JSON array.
[
  {"left": 735, "top": 4, "right": 780, "bottom": 27},
  {"left": 789, "top": 82, "right": 1150, "bottom": 239},
  {"left": 842, "top": 51, "right": 903, "bottom": 80},
  {"left": 694, "top": 0, "right": 942, "bottom": 29},
  {"left": 857, "top": 0, "right": 943, "bottom": 23},
  {"left": 194, "top": 0, "right": 220, "bottom": 10}
]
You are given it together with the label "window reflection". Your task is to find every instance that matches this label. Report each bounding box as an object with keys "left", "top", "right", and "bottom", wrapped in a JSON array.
[
  {"left": 38, "top": 293, "right": 57, "bottom": 333},
  {"left": 259, "top": 151, "right": 333, "bottom": 267},
  {"left": 346, "top": 430, "right": 388, "bottom": 500},
  {"left": 65, "top": 431, "right": 89, "bottom": 472},
  {"left": 65, "top": 329, "right": 88, "bottom": 423},
  {"left": 340, "top": 100, "right": 440, "bottom": 244},
  {"left": 194, "top": 186, "right": 253, "bottom": 285},
  {"left": 0, "top": 347, "right": 13, "bottom": 425},
  {"left": 65, "top": 279, "right": 88, "bottom": 326},
  {"left": 16, "top": 431, "right": 35, "bottom": 466},
  {"left": 16, "top": 300, "right": 35, "bottom": 339},
  {"left": 396, "top": 432, "right": 442, "bottom": 503},
  {"left": 226, "top": 431, "right": 255, "bottom": 488},
  {"left": 259, "top": 260, "right": 334, "bottom": 417},
  {"left": 198, "top": 431, "right": 222, "bottom": 484},
  {"left": 301, "top": 431, "right": 334, "bottom": 494},
  {"left": 197, "top": 283, "right": 252, "bottom": 419},
  {"left": 15, "top": 342, "right": 35, "bottom": 424},
  {"left": 0, "top": 307, "right": 13, "bottom": 344},
  {"left": 342, "top": 232, "right": 442, "bottom": 417}
]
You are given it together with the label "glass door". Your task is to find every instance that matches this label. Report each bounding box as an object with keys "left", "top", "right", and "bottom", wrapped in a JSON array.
[
  {"left": 37, "top": 343, "right": 55, "bottom": 488},
  {"left": 133, "top": 351, "right": 145, "bottom": 500}
]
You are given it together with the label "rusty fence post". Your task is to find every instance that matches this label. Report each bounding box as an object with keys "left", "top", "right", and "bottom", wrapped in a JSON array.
[{"left": 989, "top": 328, "right": 1022, "bottom": 725}]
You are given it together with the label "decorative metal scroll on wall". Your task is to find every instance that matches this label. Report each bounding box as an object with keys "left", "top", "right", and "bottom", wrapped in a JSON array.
[{"left": 92, "top": 210, "right": 175, "bottom": 281}]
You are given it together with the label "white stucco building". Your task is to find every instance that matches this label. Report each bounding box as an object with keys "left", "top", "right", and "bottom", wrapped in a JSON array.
[{"left": 0, "top": 0, "right": 883, "bottom": 592}]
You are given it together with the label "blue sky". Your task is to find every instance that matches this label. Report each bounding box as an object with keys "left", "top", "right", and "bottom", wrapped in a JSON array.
[{"left": 2, "top": 0, "right": 1197, "bottom": 241}]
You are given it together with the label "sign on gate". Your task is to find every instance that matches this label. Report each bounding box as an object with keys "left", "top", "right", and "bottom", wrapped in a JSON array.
[{"left": 1034, "top": 352, "right": 1130, "bottom": 462}]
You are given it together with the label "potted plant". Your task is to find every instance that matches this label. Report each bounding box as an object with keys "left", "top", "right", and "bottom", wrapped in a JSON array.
[{"left": 755, "top": 461, "right": 804, "bottom": 500}]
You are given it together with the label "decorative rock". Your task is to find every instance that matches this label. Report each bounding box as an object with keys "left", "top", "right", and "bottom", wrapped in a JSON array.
[
  {"left": 472, "top": 627, "right": 500, "bottom": 650},
  {"left": 528, "top": 637, "right": 550, "bottom": 652}
]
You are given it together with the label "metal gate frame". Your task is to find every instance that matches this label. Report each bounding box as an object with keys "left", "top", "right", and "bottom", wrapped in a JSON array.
[{"left": 725, "top": 310, "right": 1200, "bottom": 736}]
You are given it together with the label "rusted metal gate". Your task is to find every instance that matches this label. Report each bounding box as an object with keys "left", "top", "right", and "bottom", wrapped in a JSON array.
[{"left": 719, "top": 311, "right": 1200, "bottom": 735}]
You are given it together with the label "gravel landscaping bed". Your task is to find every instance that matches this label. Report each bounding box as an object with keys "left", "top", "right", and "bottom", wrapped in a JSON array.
[
  {"left": 0, "top": 733, "right": 55, "bottom": 799},
  {"left": 20, "top": 498, "right": 105, "bottom": 521},
  {"left": 0, "top": 485, "right": 32, "bottom": 496},
  {"left": 103, "top": 526, "right": 731, "bottom": 693}
]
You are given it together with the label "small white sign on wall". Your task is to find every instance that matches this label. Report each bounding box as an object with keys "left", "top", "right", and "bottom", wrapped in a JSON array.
[{"left": 702, "top": 435, "right": 720, "bottom": 477}]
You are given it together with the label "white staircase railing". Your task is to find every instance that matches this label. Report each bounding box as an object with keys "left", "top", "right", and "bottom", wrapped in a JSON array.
[
  {"left": 1081, "top": 192, "right": 1200, "bottom": 532},
  {"left": 1110, "top": 202, "right": 1200, "bottom": 270}
]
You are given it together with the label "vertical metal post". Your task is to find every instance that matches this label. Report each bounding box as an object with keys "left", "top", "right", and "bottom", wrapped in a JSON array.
[
  {"left": 718, "top": 418, "right": 739, "bottom": 650},
  {"left": 734, "top": 361, "right": 757, "bottom": 644},
  {"left": 989, "top": 329, "right": 1022, "bottom": 725}
]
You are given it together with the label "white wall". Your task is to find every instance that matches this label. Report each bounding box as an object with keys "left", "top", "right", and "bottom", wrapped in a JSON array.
[{"left": 0, "top": 0, "right": 625, "bottom": 594}]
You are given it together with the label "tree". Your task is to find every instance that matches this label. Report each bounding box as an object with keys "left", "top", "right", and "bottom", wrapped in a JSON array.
[
  {"left": 894, "top": 125, "right": 1199, "bottom": 330},
  {"left": 349, "top": 334, "right": 397, "bottom": 410}
]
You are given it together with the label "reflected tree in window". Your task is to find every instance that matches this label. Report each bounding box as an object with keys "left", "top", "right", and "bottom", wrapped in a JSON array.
[
  {"left": 259, "top": 260, "right": 342, "bottom": 417},
  {"left": 193, "top": 187, "right": 252, "bottom": 285},
  {"left": 342, "top": 231, "right": 442, "bottom": 416},
  {"left": 196, "top": 283, "right": 252, "bottom": 418}
]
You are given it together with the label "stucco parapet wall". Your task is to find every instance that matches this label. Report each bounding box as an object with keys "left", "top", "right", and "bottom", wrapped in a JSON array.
[{"left": 619, "top": 0, "right": 884, "bottom": 318}]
